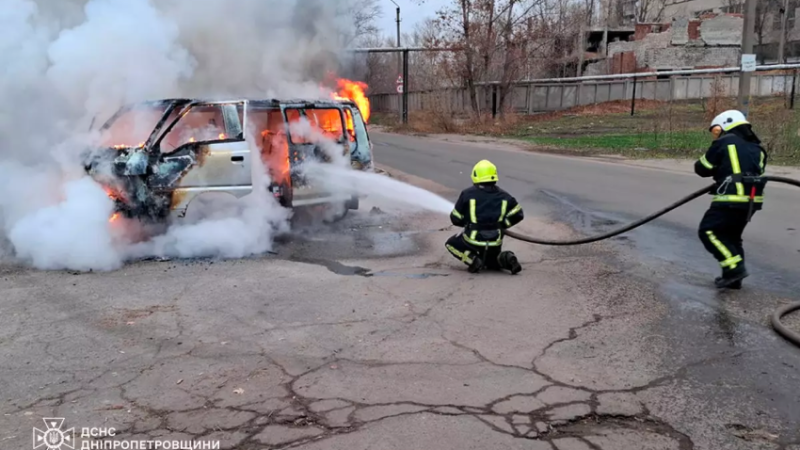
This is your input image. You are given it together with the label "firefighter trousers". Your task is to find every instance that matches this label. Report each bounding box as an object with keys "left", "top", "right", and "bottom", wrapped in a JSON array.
[
  {"left": 697, "top": 206, "right": 755, "bottom": 274},
  {"left": 445, "top": 233, "right": 517, "bottom": 272}
]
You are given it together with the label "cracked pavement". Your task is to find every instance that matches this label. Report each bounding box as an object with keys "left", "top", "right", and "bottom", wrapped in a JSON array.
[{"left": 2, "top": 135, "right": 800, "bottom": 450}]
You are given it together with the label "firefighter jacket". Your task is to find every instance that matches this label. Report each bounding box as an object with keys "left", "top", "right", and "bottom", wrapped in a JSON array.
[
  {"left": 694, "top": 131, "right": 768, "bottom": 209},
  {"left": 449, "top": 184, "right": 524, "bottom": 246}
]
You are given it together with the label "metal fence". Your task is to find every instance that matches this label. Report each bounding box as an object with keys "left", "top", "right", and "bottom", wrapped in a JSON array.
[{"left": 369, "top": 67, "right": 800, "bottom": 115}]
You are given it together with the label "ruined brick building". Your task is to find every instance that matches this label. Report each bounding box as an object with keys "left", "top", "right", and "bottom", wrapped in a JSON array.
[
  {"left": 578, "top": 0, "right": 799, "bottom": 75},
  {"left": 583, "top": 14, "right": 743, "bottom": 74}
]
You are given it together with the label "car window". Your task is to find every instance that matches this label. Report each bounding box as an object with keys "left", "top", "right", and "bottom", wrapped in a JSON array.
[
  {"left": 99, "top": 105, "right": 168, "bottom": 148},
  {"left": 285, "top": 108, "right": 344, "bottom": 144},
  {"left": 344, "top": 109, "right": 356, "bottom": 143},
  {"left": 254, "top": 109, "right": 289, "bottom": 156},
  {"left": 160, "top": 105, "right": 234, "bottom": 153},
  {"left": 351, "top": 108, "right": 371, "bottom": 162},
  {"left": 284, "top": 109, "right": 310, "bottom": 144}
]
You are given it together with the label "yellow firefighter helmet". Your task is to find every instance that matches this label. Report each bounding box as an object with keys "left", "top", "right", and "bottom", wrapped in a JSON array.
[{"left": 471, "top": 159, "right": 498, "bottom": 184}]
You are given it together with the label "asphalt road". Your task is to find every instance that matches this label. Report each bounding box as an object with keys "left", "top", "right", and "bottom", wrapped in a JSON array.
[
  {"left": 371, "top": 131, "right": 800, "bottom": 443},
  {"left": 1, "top": 133, "right": 799, "bottom": 450},
  {"left": 372, "top": 132, "right": 800, "bottom": 292}
]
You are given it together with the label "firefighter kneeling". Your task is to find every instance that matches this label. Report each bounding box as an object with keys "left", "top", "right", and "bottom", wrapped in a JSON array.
[
  {"left": 695, "top": 109, "right": 768, "bottom": 289},
  {"left": 445, "top": 160, "right": 523, "bottom": 274}
]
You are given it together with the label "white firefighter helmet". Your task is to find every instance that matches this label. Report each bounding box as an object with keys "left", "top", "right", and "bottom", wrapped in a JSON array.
[{"left": 710, "top": 110, "right": 749, "bottom": 132}]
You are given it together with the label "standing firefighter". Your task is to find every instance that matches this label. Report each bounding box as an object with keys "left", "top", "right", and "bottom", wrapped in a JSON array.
[
  {"left": 446, "top": 160, "right": 524, "bottom": 274},
  {"left": 695, "top": 110, "right": 768, "bottom": 289}
]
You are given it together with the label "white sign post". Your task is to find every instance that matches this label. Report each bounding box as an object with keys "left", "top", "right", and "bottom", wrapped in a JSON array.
[{"left": 741, "top": 54, "right": 756, "bottom": 72}]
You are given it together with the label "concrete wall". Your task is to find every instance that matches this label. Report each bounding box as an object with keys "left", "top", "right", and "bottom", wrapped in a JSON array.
[
  {"left": 584, "top": 61, "right": 608, "bottom": 76},
  {"left": 699, "top": 15, "right": 743, "bottom": 46},
  {"left": 661, "top": 0, "right": 726, "bottom": 22},
  {"left": 671, "top": 18, "right": 691, "bottom": 45},
  {"left": 648, "top": 47, "right": 740, "bottom": 68},
  {"left": 671, "top": 18, "right": 703, "bottom": 45},
  {"left": 608, "top": 30, "right": 673, "bottom": 69},
  {"left": 608, "top": 40, "right": 637, "bottom": 57},
  {"left": 659, "top": 0, "right": 788, "bottom": 47},
  {"left": 369, "top": 73, "right": 797, "bottom": 115}
]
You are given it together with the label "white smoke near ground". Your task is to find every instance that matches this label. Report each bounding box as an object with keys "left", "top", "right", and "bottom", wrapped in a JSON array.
[
  {"left": 0, "top": 0, "right": 372, "bottom": 271},
  {"left": 9, "top": 177, "right": 123, "bottom": 271},
  {"left": 124, "top": 142, "right": 292, "bottom": 261}
]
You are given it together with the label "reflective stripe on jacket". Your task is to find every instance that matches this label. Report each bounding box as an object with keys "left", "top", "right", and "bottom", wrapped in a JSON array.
[
  {"left": 450, "top": 184, "right": 524, "bottom": 246},
  {"left": 694, "top": 131, "right": 767, "bottom": 207}
]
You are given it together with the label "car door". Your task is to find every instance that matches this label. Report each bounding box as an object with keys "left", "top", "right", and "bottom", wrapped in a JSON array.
[
  {"left": 149, "top": 101, "right": 252, "bottom": 191},
  {"left": 348, "top": 106, "right": 373, "bottom": 169},
  {"left": 281, "top": 103, "right": 350, "bottom": 163}
]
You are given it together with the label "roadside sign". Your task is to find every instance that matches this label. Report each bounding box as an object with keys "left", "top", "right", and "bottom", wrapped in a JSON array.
[
  {"left": 396, "top": 84, "right": 403, "bottom": 93},
  {"left": 741, "top": 54, "right": 756, "bottom": 72},
  {"left": 396, "top": 75, "right": 403, "bottom": 85}
]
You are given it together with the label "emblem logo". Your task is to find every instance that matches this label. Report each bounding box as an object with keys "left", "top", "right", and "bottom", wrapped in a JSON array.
[{"left": 33, "top": 418, "right": 75, "bottom": 450}]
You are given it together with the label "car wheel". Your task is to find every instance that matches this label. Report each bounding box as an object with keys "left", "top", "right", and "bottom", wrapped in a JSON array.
[{"left": 322, "top": 203, "right": 349, "bottom": 224}]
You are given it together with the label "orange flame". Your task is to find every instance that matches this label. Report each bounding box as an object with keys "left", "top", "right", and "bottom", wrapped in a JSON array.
[
  {"left": 333, "top": 78, "right": 370, "bottom": 123},
  {"left": 103, "top": 186, "right": 117, "bottom": 200},
  {"left": 112, "top": 142, "right": 145, "bottom": 150}
]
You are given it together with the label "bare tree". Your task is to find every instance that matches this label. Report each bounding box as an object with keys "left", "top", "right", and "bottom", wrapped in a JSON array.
[
  {"left": 636, "top": 0, "right": 667, "bottom": 22},
  {"left": 430, "top": 0, "right": 559, "bottom": 117},
  {"left": 755, "top": 0, "right": 779, "bottom": 55},
  {"left": 384, "top": 0, "right": 600, "bottom": 119},
  {"left": 434, "top": 0, "right": 483, "bottom": 114},
  {"left": 335, "top": 0, "right": 383, "bottom": 46}
]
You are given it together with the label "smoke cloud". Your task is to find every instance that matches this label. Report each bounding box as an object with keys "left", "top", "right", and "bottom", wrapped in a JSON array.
[{"left": 0, "top": 0, "right": 375, "bottom": 271}]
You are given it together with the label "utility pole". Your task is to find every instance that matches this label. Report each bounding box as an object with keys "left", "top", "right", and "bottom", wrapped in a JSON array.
[
  {"left": 395, "top": 4, "right": 401, "bottom": 48},
  {"left": 390, "top": 0, "right": 402, "bottom": 119},
  {"left": 602, "top": 0, "right": 610, "bottom": 56},
  {"left": 577, "top": 25, "right": 586, "bottom": 77},
  {"left": 347, "top": 47, "right": 460, "bottom": 124},
  {"left": 779, "top": 0, "right": 790, "bottom": 63},
  {"left": 738, "top": 0, "right": 756, "bottom": 114},
  {"left": 527, "top": 17, "right": 533, "bottom": 79}
]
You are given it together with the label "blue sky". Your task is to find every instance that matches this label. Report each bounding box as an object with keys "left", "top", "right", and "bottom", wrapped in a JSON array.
[{"left": 375, "top": 0, "right": 450, "bottom": 39}]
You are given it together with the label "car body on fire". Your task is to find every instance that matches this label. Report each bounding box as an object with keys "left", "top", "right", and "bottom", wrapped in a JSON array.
[{"left": 84, "top": 97, "right": 373, "bottom": 224}]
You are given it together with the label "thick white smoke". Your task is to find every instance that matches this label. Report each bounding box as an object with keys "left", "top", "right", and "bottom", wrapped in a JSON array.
[{"left": 0, "top": 0, "right": 374, "bottom": 271}]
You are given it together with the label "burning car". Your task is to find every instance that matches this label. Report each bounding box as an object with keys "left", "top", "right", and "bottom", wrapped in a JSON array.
[{"left": 84, "top": 96, "right": 373, "bottom": 226}]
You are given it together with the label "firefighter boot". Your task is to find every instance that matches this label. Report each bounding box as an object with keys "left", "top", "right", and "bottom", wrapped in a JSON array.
[
  {"left": 468, "top": 254, "right": 484, "bottom": 273},
  {"left": 498, "top": 251, "right": 522, "bottom": 275},
  {"left": 715, "top": 265, "right": 748, "bottom": 289}
]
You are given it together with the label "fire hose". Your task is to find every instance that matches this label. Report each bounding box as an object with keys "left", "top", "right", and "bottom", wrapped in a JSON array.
[{"left": 503, "top": 175, "right": 800, "bottom": 348}]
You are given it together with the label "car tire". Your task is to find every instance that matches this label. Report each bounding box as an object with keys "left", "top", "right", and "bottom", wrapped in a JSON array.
[{"left": 322, "top": 203, "right": 349, "bottom": 224}]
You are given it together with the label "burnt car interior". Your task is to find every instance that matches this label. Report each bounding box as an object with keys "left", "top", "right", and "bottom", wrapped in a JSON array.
[{"left": 89, "top": 99, "right": 248, "bottom": 221}]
